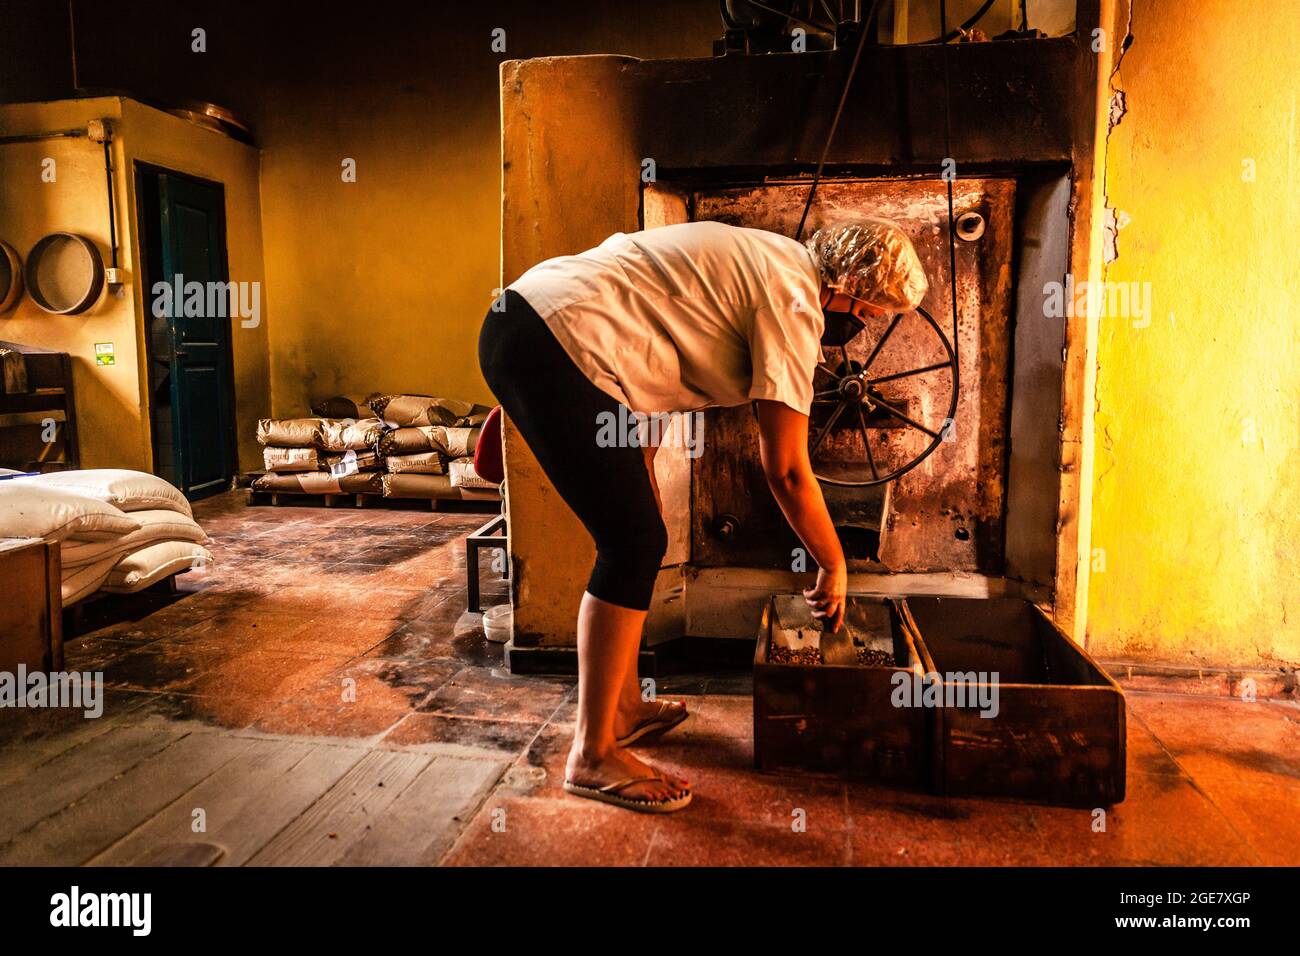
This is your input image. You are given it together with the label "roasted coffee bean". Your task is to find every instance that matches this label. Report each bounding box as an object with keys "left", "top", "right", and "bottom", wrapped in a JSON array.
[
  {"left": 857, "top": 647, "right": 894, "bottom": 667},
  {"left": 769, "top": 645, "right": 822, "bottom": 666},
  {"left": 770, "top": 644, "right": 893, "bottom": 667}
]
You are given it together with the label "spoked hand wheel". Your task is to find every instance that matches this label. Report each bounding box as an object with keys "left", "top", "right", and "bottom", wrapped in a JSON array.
[{"left": 809, "top": 306, "right": 959, "bottom": 487}]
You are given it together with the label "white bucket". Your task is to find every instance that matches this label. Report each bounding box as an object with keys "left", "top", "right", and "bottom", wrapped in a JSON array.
[{"left": 483, "top": 602, "right": 513, "bottom": 643}]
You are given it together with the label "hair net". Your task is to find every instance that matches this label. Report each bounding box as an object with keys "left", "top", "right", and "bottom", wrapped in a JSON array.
[{"left": 805, "top": 218, "right": 928, "bottom": 312}]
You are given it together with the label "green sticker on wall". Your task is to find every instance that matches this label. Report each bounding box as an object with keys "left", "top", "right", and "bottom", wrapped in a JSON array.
[{"left": 94, "top": 342, "right": 115, "bottom": 367}]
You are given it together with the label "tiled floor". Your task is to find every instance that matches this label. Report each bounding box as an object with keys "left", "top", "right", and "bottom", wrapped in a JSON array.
[{"left": 1, "top": 490, "right": 1296, "bottom": 866}]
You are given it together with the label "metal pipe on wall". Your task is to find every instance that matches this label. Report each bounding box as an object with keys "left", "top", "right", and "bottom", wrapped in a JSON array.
[
  {"left": 94, "top": 126, "right": 119, "bottom": 271},
  {"left": 0, "top": 129, "right": 88, "bottom": 145}
]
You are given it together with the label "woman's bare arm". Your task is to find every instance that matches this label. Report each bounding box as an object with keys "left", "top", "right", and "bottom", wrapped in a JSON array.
[{"left": 753, "top": 400, "right": 847, "bottom": 632}]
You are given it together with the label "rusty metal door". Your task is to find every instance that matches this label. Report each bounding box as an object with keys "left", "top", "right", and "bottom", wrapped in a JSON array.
[{"left": 686, "top": 177, "right": 1014, "bottom": 572}]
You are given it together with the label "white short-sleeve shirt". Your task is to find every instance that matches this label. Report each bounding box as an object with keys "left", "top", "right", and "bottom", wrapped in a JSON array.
[{"left": 507, "top": 221, "right": 824, "bottom": 416}]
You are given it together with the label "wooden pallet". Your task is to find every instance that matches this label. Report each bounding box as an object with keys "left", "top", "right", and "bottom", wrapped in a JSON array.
[{"left": 245, "top": 488, "right": 498, "bottom": 512}]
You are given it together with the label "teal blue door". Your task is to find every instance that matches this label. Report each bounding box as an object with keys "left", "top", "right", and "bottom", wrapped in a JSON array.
[{"left": 147, "top": 170, "right": 237, "bottom": 500}]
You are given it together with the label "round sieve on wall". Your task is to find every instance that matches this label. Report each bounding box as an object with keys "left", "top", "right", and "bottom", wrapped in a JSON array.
[
  {"left": 25, "top": 233, "right": 105, "bottom": 315},
  {"left": 0, "top": 241, "right": 22, "bottom": 313}
]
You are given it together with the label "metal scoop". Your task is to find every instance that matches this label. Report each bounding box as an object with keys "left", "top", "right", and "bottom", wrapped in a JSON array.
[{"left": 817, "top": 619, "right": 858, "bottom": 666}]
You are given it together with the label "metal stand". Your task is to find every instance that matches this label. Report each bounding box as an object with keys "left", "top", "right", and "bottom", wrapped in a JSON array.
[{"left": 466, "top": 513, "right": 508, "bottom": 612}]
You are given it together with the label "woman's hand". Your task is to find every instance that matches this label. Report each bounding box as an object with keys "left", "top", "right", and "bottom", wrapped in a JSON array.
[{"left": 804, "top": 562, "right": 847, "bottom": 633}]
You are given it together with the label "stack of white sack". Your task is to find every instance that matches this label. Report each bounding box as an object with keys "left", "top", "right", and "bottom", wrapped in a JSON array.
[{"left": 0, "top": 469, "right": 212, "bottom": 606}]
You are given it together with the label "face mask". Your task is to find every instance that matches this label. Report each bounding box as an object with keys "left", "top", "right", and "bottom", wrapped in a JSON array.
[{"left": 820, "top": 308, "right": 865, "bottom": 348}]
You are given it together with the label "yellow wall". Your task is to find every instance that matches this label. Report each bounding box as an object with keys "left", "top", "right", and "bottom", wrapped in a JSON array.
[
  {"left": 0, "top": 97, "right": 271, "bottom": 473},
  {"left": 256, "top": 94, "right": 502, "bottom": 415},
  {"left": 1088, "top": 0, "right": 1300, "bottom": 667},
  {"left": 249, "top": 5, "right": 720, "bottom": 420},
  {"left": 1, "top": 99, "right": 144, "bottom": 469}
]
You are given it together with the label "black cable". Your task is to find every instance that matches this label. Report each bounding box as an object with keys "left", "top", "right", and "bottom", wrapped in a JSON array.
[
  {"left": 794, "top": 0, "right": 883, "bottom": 240},
  {"left": 68, "top": 0, "right": 80, "bottom": 91},
  {"left": 907, "top": 0, "right": 997, "bottom": 44},
  {"left": 939, "top": 0, "right": 960, "bottom": 369}
]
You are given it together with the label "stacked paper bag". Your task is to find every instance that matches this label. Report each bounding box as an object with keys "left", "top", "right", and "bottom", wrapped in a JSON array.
[
  {"left": 254, "top": 415, "right": 387, "bottom": 495},
  {"left": 253, "top": 394, "right": 499, "bottom": 502}
]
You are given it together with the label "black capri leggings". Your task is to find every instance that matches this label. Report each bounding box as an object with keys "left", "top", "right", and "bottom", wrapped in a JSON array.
[{"left": 478, "top": 290, "right": 667, "bottom": 611}]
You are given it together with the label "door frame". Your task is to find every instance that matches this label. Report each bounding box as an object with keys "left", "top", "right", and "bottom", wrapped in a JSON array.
[{"left": 133, "top": 160, "right": 239, "bottom": 499}]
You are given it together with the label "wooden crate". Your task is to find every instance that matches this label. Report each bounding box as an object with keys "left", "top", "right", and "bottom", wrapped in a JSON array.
[
  {"left": 0, "top": 538, "right": 62, "bottom": 671},
  {"left": 753, "top": 595, "right": 929, "bottom": 784},
  {"left": 899, "top": 596, "right": 1126, "bottom": 806}
]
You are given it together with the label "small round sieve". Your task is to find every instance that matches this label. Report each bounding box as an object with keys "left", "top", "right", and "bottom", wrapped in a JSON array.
[{"left": 25, "top": 233, "right": 105, "bottom": 315}]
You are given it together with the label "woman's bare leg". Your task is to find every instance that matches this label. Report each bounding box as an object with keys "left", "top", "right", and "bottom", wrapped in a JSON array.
[
  {"left": 565, "top": 592, "right": 688, "bottom": 801},
  {"left": 574, "top": 593, "right": 642, "bottom": 754},
  {"left": 613, "top": 643, "right": 687, "bottom": 740}
]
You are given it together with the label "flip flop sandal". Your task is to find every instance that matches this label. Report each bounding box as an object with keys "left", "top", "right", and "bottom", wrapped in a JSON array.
[
  {"left": 616, "top": 700, "right": 690, "bottom": 747},
  {"left": 563, "top": 774, "right": 693, "bottom": 814}
]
